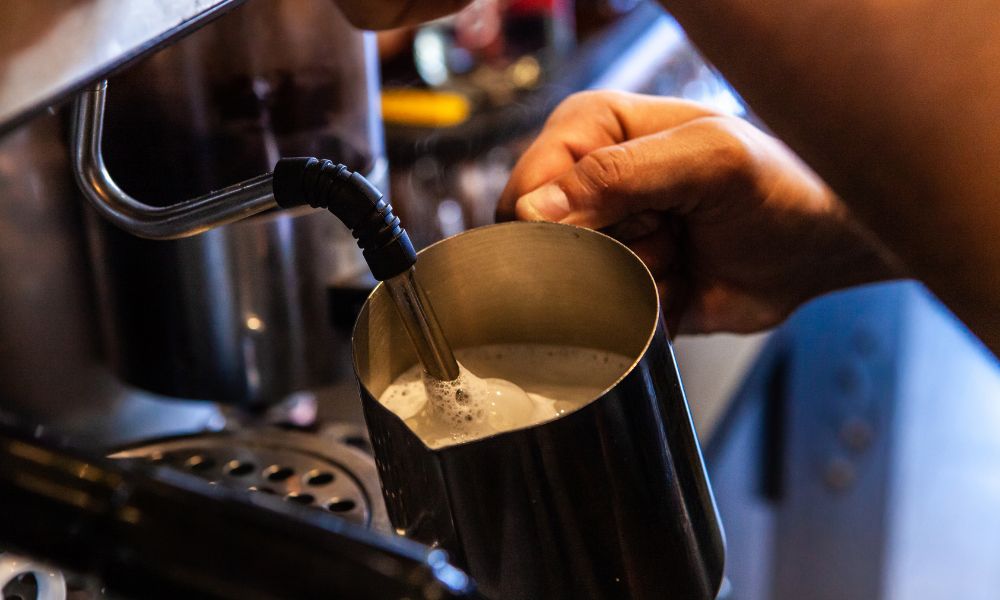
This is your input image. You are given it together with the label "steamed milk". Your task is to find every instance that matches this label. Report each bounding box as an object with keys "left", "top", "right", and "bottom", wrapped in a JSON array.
[{"left": 378, "top": 344, "right": 633, "bottom": 448}]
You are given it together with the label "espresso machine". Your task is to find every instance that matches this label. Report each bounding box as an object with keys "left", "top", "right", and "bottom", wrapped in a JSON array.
[
  {"left": 0, "top": 1, "right": 459, "bottom": 597},
  {"left": 0, "top": 0, "right": 379, "bottom": 424},
  {"left": 0, "top": 2, "right": 723, "bottom": 598}
]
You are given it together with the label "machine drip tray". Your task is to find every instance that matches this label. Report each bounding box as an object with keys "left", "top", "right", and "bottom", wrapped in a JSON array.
[{"left": 109, "top": 426, "right": 389, "bottom": 532}]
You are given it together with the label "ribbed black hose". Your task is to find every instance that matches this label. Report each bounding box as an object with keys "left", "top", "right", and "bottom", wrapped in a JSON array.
[{"left": 272, "top": 158, "right": 416, "bottom": 281}]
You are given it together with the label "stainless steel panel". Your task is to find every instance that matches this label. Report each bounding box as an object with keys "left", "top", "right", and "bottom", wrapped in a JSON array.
[
  {"left": 0, "top": 0, "right": 244, "bottom": 136},
  {"left": 88, "top": 0, "right": 382, "bottom": 407},
  {"left": 0, "top": 112, "right": 114, "bottom": 422}
]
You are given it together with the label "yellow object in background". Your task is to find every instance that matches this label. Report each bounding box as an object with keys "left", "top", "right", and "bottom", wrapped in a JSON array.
[{"left": 381, "top": 89, "right": 471, "bottom": 128}]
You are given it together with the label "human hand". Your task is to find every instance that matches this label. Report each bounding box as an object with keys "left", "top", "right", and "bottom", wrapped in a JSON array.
[
  {"left": 332, "top": 0, "right": 471, "bottom": 30},
  {"left": 497, "top": 91, "right": 902, "bottom": 335}
]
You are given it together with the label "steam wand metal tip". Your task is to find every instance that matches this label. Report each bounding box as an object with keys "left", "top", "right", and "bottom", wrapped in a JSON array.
[
  {"left": 272, "top": 157, "right": 460, "bottom": 382},
  {"left": 385, "top": 268, "right": 461, "bottom": 382}
]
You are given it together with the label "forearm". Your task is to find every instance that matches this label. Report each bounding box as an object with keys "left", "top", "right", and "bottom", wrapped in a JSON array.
[{"left": 661, "top": 0, "right": 1000, "bottom": 352}]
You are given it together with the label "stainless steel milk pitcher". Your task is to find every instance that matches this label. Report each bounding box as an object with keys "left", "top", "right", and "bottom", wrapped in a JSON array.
[{"left": 353, "top": 222, "right": 725, "bottom": 599}]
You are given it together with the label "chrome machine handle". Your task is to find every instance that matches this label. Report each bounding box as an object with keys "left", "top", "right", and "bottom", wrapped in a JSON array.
[{"left": 70, "top": 80, "right": 278, "bottom": 240}]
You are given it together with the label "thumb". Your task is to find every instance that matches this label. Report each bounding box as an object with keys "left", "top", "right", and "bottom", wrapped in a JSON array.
[{"left": 514, "top": 144, "right": 637, "bottom": 229}]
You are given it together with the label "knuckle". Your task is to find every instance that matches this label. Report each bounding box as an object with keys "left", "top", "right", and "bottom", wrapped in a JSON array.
[
  {"left": 689, "top": 116, "right": 757, "bottom": 183},
  {"left": 577, "top": 145, "right": 634, "bottom": 192},
  {"left": 551, "top": 90, "right": 623, "bottom": 122},
  {"left": 566, "top": 89, "right": 617, "bottom": 107}
]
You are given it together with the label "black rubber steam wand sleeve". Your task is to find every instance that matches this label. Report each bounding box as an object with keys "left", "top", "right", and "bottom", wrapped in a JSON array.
[{"left": 272, "top": 157, "right": 417, "bottom": 281}]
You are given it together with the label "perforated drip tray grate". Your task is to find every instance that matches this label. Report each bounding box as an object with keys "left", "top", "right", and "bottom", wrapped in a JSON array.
[
  {"left": 3, "top": 572, "right": 37, "bottom": 600},
  {"left": 109, "top": 426, "right": 388, "bottom": 531}
]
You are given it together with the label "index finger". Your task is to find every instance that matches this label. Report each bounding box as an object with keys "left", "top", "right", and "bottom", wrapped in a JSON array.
[{"left": 496, "top": 92, "right": 719, "bottom": 221}]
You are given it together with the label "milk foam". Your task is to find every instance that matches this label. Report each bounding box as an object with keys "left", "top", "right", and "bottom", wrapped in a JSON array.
[{"left": 378, "top": 344, "right": 633, "bottom": 449}]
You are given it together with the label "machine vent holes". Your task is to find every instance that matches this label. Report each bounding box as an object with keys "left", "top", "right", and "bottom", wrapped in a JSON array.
[
  {"left": 327, "top": 498, "right": 356, "bottom": 512},
  {"left": 305, "top": 470, "right": 335, "bottom": 486},
  {"left": 344, "top": 435, "right": 372, "bottom": 454},
  {"left": 185, "top": 455, "right": 215, "bottom": 472},
  {"left": 286, "top": 492, "right": 315, "bottom": 505},
  {"left": 264, "top": 465, "right": 295, "bottom": 481},
  {"left": 226, "top": 460, "right": 255, "bottom": 476}
]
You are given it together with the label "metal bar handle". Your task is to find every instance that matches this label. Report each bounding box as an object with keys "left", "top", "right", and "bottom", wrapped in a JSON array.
[{"left": 70, "top": 80, "right": 278, "bottom": 240}]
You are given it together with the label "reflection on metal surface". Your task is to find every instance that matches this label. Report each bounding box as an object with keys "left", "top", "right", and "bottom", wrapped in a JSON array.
[
  {"left": 0, "top": 112, "right": 119, "bottom": 423},
  {"left": 0, "top": 1, "right": 245, "bottom": 136},
  {"left": 87, "top": 0, "right": 383, "bottom": 408},
  {"left": 355, "top": 222, "right": 724, "bottom": 599},
  {"left": 586, "top": 12, "right": 686, "bottom": 92},
  {"left": 384, "top": 267, "right": 460, "bottom": 382}
]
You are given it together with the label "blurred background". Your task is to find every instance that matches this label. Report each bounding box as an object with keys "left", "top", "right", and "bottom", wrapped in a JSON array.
[{"left": 1, "top": 1, "right": 999, "bottom": 598}]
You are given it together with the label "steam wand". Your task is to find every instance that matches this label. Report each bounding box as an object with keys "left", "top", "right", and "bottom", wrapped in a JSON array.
[
  {"left": 272, "top": 157, "right": 460, "bottom": 381},
  {"left": 74, "top": 83, "right": 459, "bottom": 379}
]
